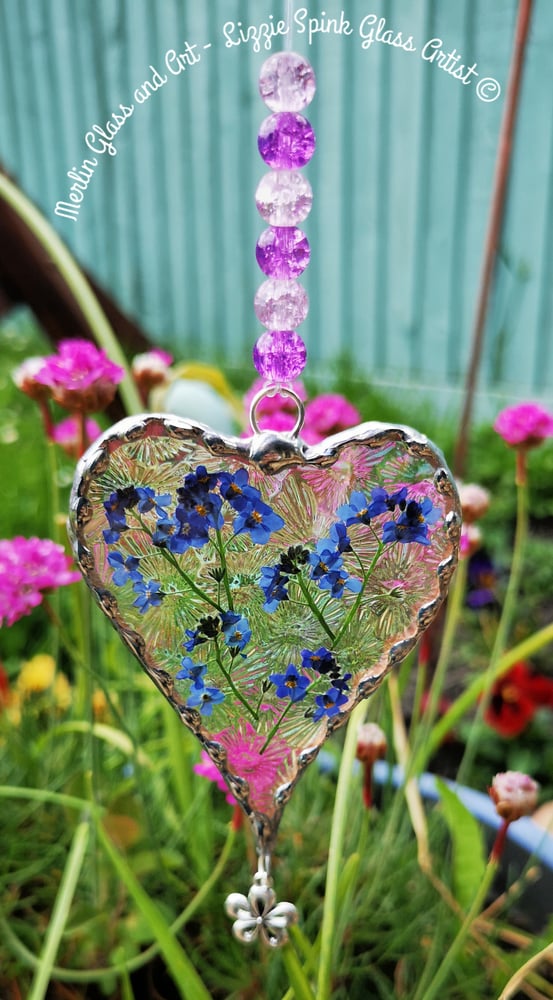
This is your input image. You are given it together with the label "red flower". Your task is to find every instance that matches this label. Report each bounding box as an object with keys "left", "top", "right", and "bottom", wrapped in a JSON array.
[{"left": 484, "top": 662, "right": 553, "bottom": 737}]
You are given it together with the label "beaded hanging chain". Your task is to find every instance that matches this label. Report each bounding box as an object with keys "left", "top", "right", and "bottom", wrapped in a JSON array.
[{"left": 250, "top": 51, "right": 317, "bottom": 429}]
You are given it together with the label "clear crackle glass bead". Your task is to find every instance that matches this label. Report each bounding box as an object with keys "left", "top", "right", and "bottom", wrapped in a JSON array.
[
  {"left": 258, "top": 112, "right": 316, "bottom": 170},
  {"left": 255, "top": 171, "right": 313, "bottom": 226},
  {"left": 254, "top": 279, "right": 309, "bottom": 329},
  {"left": 258, "top": 51, "right": 316, "bottom": 112},
  {"left": 253, "top": 330, "right": 307, "bottom": 381},
  {"left": 256, "top": 227, "right": 310, "bottom": 279}
]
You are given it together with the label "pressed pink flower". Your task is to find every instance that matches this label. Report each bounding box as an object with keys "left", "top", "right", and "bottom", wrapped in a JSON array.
[
  {"left": 302, "top": 393, "right": 361, "bottom": 444},
  {"left": 0, "top": 537, "right": 80, "bottom": 628},
  {"left": 494, "top": 402, "right": 553, "bottom": 449},
  {"left": 194, "top": 750, "right": 236, "bottom": 804},
  {"left": 35, "top": 339, "right": 124, "bottom": 413},
  {"left": 51, "top": 416, "right": 102, "bottom": 458},
  {"left": 215, "top": 722, "right": 290, "bottom": 814}
]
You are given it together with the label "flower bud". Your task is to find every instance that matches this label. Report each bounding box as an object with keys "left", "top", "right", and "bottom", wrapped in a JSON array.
[
  {"left": 459, "top": 524, "right": 482, "bottom": 559},
  {"left": 489, "top": 771, "right": 538, "bottom": 822},
  {"left": 12, "top": 357, "right": 50, "bottom": 401},
  {"left": 132, "top": 349, "right": 173, "bottom": 401},
  {"left": 457, "top": 482, "right": 490, "bottom": 524},
  {"left": 356, "top": 722, "right": 387, "bottom": 765}
]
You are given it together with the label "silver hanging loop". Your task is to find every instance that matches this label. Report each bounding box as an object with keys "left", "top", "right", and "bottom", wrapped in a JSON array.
[{"left": 249, "top": 386, "right": 305, "bottom": 438}]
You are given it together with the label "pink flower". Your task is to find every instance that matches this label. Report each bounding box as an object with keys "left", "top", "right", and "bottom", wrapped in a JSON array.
[
  {"left": 0, "top": 537, "right": 81, "bottom": 628},
  {"left": 194, "top": 750, "right": 236, "bottom": 804},
  {"left": 302, "top": 394, "right": 361, "bottom": 444},
  {"left": 494, "top": 403, "right": 553, "bottom": 449},
  {"left": 12, "top": 357, "right": 50, "bottom": 402},
  {"left": 51, "top": 416, "right": 102, "bottom": 458},
  {"left": 35, "top": 339, "right": 124, "bottom": 413},
  {"left": 489, "top": 771, "right": 539, "bottom": 822}
]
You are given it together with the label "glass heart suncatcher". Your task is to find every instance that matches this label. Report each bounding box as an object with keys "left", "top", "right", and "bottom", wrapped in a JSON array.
[{"left": 69, "top": 412, "right": 461, "bottom": 940}]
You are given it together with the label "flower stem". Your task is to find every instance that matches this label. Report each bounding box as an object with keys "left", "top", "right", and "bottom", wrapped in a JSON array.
[
  {"left": 158, "top": 546, "right": 222, "bottom": 612},
  {"left": 295, "top": 576, "right": 335, "bottom": 641},
  {"left": 215, "top": 527, "right": 235, "bottom": 611},
  {"left": 333, "top": 542, "right": 384, "bottom": 645},
  {"left": 213, "top": 639, "right": 258, "bottom": 721},
  {"left": 457, "top": 472, "right": 528, "bottom": 783},
  {"left": 260, "top": 700, "right": 294, "bottom": 754}
]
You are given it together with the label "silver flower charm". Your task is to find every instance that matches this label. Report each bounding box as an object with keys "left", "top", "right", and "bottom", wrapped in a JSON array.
[{"left": 225, "top": 879, "right": 298, "bottom": 947}]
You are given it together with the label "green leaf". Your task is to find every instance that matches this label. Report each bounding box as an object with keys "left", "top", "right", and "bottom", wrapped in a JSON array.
[{"left": 435, "top": 779, "right": 487, "bottom": 911}]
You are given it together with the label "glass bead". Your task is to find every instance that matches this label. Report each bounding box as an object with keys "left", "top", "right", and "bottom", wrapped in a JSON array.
[
  {"left": 255, "top": 171, "right": 313, "bottom": 226},
  {"left": 258, "top": 113, "right": 315, "bottom": 170},
  {"left": 258, "top": 51, "right": 316, "bottom": 112},
  {"left": 256, "top": 227, "right": 310, "bottom": 279},
  {"left": 254, "top": 279, "right": 309, "bottom": 329},
  {"left": 253, "top": 330, "right": 307, "bottom": 382}
]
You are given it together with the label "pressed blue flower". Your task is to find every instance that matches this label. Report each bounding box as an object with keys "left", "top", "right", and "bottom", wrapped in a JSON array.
[
  {"left": 135, "top": 486, "right": 172, "bottom": 516},
  {"left": 132, "top": 578, "right": 164, "bottom": 612},
  {"left": 176, "top": 657, "right": 207, "bottom": 684},
  {"left": 329, "top": 522, "right": 352, "bottom": 553},
  {"left": 234, "top": 499, "right": 285, "bottom": 544},
  {"left": 221, "top": 612, "right": 251, "bottom": 651},
  {"left": 308, "top": 542, "right": 343, "bottom": 580},
  {"left": 182, "top": 628, "right": 206, "bottom": 651},
  {"left": 336, "top": 490, "right": 372, "bottom": 526},
  {"left": 313, "top": 686, "right": 349, "bottom": 721},
  {"left": 318, "top": 569, "right": 362, "bottom": 599},
  {"left": 173, "top": 509, "right": 212, "bottom": 549},
  {"left": 269, "top": 663, "right": 310, "bottom": 702},
  {"left": 102, "top": 487, "right": 139, "bottom": 542},
  {"left": 259, "top": 564, "right": 289, "bottom": 612},
  {"left": 301, "top": 647, "right": 337, "bottom": 675},
  {"left": 107, "top": 551, "right": 142, "bottom": 587},
  {"left": 152, "top": 515, "right": 181, "bottom": 547},
  {"left": 332, "top": 672, "right": 352, "bottom": 693},
  {"left": 382, "top": 497, "right": 440, "bottom": 546},
  {"left": 177, "top": 466, "right": 219, "bottom": 507},
  {"left": 218, "top": 469, "right": 260, "bottom": 511},
  {"left": 186, "top": 685, "right": 226, "bottom": 716},
  {"left": 367, "top": 486, "right": 408, "bottom": 517}
]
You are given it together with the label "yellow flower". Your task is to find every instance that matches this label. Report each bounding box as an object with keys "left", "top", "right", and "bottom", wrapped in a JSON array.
[
  {"left": 17, "top": 654, "right": 56, "bottom": 696},
  {"left": 92, "top": 688, "right": 108, "bottom": 720},
  {"left": 53, "top": 672, "right": 72, "bottom": 711}
]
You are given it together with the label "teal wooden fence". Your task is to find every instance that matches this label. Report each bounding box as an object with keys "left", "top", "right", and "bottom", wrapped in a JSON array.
[{"left": 0, "top": 0, "right": 551, "bottom": 407}]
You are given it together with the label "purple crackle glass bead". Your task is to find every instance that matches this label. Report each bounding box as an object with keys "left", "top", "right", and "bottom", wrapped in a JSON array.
[
  {"left": 253, "top": 330, "right": 307, "bottom": 382},
  {"left": 254, "top": 279, "right": 309, "bottom": 329},
  {"left": 258, "top": 112, "right": 315, "bottom": 170},
  {"left": 259, "top": 51, "right": 316, "bottom": 112},
  {"left": 256, "top": 227, "right": 310, "bottom": 279},
  {"left": 255, "top": 171, "right": 313, "bottom": 226}
]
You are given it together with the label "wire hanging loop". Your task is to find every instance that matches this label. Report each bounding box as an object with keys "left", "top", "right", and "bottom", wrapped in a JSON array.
[{"left": 249, "top": 386, "right": 305, "bottom": 438}]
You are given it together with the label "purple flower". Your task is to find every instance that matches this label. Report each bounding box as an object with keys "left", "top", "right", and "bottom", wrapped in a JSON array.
[
  {"left": 332, "top": 672, "right": 352, "bottom": 693},
  {"left": 269, "top": 663, "right": 310, "bottom": 702},
  {"left": 152, "top": 515, "right": 181, "bottom": 548},
  {"left": 135, "top": 486, "right": 172, "bottom": 516},
  {"left": 308, "top": 543, "right": 361, "bottom": 597},
  {"left": 233, "top": 499, "right": 285, "bottom": 544},
  {"left": 329, "top": 522, "right": 352, "bottom": 553},
  {"left": 34, "top": 338, "right": 124, "bottom": 413},
  {"left": 187, "top": 685, "right": 226, "bottom": 716},
  {"left": 218, "top": 469, "right": 260, "bottom": 511},
  {"left": 313, "top": 687, "right": 349, "bottom": 721},
  {"left": 103, "top": 487, "right": 140, "bottom": 543}
]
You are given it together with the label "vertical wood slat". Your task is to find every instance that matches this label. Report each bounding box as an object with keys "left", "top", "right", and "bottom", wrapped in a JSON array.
[{"left": 0, "top": 0, "right": 551, "bottom": 404}]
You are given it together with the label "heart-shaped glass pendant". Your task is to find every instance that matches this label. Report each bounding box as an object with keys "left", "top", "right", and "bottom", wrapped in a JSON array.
[{"left": 69, "top": 412, "right": 460, "bottom": 941}]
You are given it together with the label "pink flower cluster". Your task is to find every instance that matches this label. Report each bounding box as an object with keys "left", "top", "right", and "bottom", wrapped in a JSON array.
[
  {"left": 34, "top": 339, "right": 124, "bottom": 413},
  {"left": 0, "top": 537, "right": 80, "bottom": 628},
  {"left": 194, "top": 750, "right": 237, "bottom": 804},
  {"left": 494, "top": 402, "right": 553, "bottom": 449},
  {"left": 244, "top": 379, "right": 361, "bottom": 443}
]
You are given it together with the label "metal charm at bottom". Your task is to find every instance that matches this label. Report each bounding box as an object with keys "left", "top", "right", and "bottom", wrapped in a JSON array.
[{"left": 225, "top": 856, "right": 298, "bottom": 947}]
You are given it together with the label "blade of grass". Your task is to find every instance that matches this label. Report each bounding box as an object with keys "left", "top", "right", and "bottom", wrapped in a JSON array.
[
  {"left": 28, "top": 815, "right": 90, "bottom": 1000},
  {"left": 95, "top": 818, "right": 212, "bottom": 1000},
  {"left": 281, "top": 941, "right": 316, "bottom": 1000}
]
